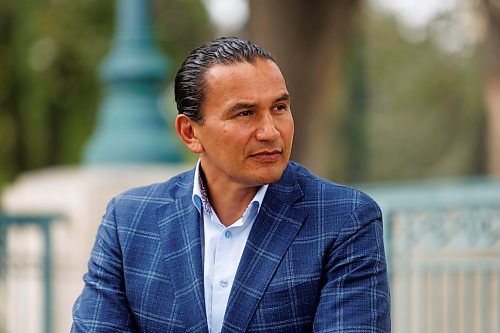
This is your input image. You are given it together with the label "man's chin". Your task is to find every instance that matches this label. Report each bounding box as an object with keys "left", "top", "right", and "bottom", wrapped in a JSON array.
[{"left": 250, "top": 165, "right": 287, "bottom": 185}]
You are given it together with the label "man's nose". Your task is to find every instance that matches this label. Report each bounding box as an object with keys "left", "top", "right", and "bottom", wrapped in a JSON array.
[{"left": 255, "top": 112, "right": 280, "bottom": 141}]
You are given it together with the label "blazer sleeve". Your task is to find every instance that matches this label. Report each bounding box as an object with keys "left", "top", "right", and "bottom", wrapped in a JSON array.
[
  {"left": 313, "top": 199, "right": 391, "bottom": 333},
  {"left": 71, "top": 198, "right": 137, "bottom": 332}
]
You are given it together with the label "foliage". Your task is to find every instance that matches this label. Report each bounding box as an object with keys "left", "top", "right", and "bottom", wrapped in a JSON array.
[
  {"left": 0, "top": 0, "right": 487, "bottom": 190},
  {"left": 361, "top": 7, "right": 485, "bottom": 181},
  {"left": 0, "top": 0, "right": 213, "bottom": 189}
]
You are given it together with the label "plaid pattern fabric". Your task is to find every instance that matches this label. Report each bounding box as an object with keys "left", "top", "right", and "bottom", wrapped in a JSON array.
[{"left": 72, "top": 162, "right": 391, "bottom": 332}]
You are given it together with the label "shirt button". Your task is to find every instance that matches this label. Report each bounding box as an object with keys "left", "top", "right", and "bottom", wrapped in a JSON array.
[
  {"left": 224, "top": 230, "right": 232, "bottom": 238},
  {"left": 220, "top": 280, "right": 228, "bottom": 288}
]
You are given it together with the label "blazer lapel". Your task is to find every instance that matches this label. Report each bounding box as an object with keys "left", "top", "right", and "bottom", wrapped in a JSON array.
[
  {"left": 222, "top": 164, "right": 307, "bottom": 332},
  {"left": 155, "top": 174, "right": 208, "bottom": 333}
]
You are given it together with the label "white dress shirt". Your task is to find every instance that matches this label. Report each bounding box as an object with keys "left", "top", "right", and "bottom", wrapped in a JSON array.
[{"left": 192, "top": 161, "right": 268, "bottom": 333}]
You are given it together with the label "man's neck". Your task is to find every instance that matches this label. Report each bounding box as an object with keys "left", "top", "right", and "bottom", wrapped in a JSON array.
[{"left": 199, "top": 168, "right": 259, "bottom": 227}]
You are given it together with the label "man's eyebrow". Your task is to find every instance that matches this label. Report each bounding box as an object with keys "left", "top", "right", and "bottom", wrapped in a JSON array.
[
  {"left": 227, "top": 94, "right": 290, "bottom": 114},
  {"left": 228, "top": 102, "right": 257, "bottom": 114},
  {"left": 275, "top": 93, "right": 290, "bottom": 103}
]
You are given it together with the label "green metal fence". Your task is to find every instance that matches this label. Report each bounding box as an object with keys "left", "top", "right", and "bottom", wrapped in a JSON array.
[
  {"left": 362, "top": 177, "right": 500, "bottom": 333},
  {"left": 0, "top": 213, "right": 59, "bottom": 333}
]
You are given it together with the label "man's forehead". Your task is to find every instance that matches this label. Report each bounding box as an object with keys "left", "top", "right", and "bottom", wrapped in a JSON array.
[{"left": 199, "top": 58, "right": 289, "bottom": 112}]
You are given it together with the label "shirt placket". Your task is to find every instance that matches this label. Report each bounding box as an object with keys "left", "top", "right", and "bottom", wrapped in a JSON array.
[{"left": 211, "top": 223, "right": 237, "bottom": 332}]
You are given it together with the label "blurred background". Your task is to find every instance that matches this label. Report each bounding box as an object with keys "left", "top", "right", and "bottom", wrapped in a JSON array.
[{"left": 0, "top": 0, "right": 499, "bottom": 332}]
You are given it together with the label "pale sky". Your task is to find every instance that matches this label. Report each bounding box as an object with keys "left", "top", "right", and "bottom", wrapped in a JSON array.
[
  {"left": 372, "top": 0, "right": 458, "bottom": 28},
  {"left": 202, "top": 0, "right": 249, "bottom": 33},
  {"left": 201, "top": 0, "right": 476, "bottom": 54},
  {"left": 202, "top": 0, "right": 459, "bottom": 31}
]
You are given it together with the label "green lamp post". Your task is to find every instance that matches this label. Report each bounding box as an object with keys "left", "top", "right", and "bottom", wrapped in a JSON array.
[{"left": 84, "top": 0, "right": 182, "bottom": 164}]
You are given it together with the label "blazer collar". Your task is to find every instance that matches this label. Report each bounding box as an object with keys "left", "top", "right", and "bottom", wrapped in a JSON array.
[{"left": 223, "top": 163, "right": 307, "bottom": 332}]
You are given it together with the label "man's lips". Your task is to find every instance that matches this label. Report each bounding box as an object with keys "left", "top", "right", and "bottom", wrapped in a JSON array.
[
  {"left": 249, "top": 150, "right": 282, "bottom": 161},
  {"left": 250, "top": 149, "right": 281, "bottom": 156}
]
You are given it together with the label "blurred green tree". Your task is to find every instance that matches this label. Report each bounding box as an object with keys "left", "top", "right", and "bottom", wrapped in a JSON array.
[
  {"left": 364, "top": 4, "right": 486, "bottom": 181},
  {"left": 0, "top": 0, "right": 114, "bottom": 186},
  {"left": 0, "top": 0, "right": 213, "bottom": 189},
  {"left": 0, "top": 0, "right": 488, "bottom": 189}
]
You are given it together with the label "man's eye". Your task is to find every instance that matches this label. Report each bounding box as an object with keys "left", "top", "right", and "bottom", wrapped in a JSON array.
[
  {"left": 237, "top": 110, "right": 253, "bottom": 117},
  {"left": 274, "top": 104, "right": 287, "bottom": 111}
]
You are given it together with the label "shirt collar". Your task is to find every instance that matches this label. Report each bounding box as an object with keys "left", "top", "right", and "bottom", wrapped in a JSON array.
[{"left": 192, "top": 159, "right": 268, "bottom": 219}]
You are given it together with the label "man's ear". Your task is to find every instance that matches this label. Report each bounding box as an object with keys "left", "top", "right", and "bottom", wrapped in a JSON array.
[{"left": 175, "top": 114, "right": 204, "bottom": 153}]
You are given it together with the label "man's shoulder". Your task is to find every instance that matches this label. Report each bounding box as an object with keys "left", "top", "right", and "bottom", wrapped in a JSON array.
[
  {"left": 280, "top": 162, "right": 382, "bottom": 237},
  {"left": 112, "top": 168, "right": 195, "bottom": 208},
  {"left": 285, "top": 161, "right": 379, "bottom": 210}
]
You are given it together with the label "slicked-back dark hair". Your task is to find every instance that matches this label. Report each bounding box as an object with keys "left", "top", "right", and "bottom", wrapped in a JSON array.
[{"left": 174, "top": 37, "right": 275, "bottom": 123}]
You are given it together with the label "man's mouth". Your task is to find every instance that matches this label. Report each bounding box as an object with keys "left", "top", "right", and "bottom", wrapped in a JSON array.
[{"left": 249, "top": 150, "right": 282, "bottom": 162}]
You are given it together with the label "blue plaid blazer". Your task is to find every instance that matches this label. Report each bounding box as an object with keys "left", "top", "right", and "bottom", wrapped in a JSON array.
[{"left": 72, "top": 162, "right": 391, "bottom": 332}]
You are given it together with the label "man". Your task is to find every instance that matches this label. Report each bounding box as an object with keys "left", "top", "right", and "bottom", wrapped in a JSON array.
[{"left": 72, "top": 37, "right": 391, "bottom": 332}]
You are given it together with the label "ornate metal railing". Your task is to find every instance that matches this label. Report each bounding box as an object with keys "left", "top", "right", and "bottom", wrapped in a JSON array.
[
  {"left": 0, "top": 213, "right": 59, "bottom": 333},
  {"left": 363, "top": 177, "right": 500, "bottom": 333}
]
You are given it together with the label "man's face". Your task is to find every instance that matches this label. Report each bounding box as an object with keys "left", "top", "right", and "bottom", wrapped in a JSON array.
[{"left": 193, "top": 58, "right": 294, "bottom": 188}]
